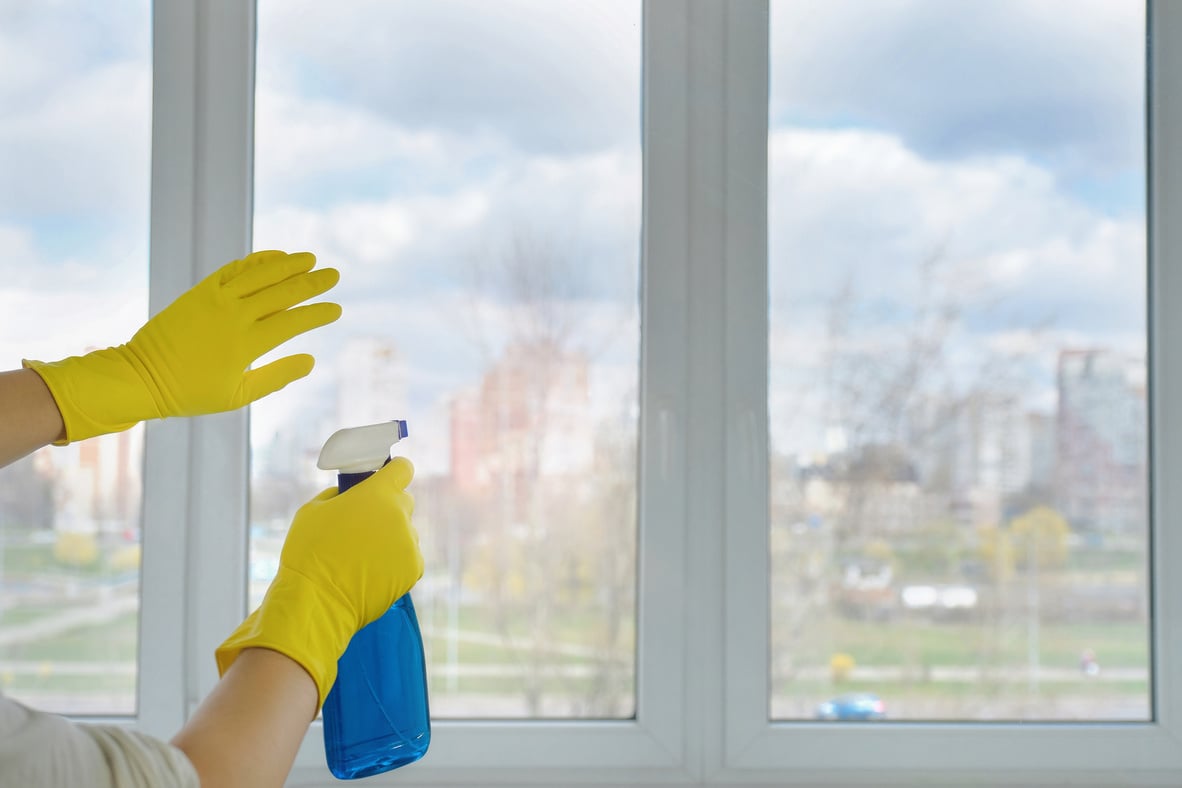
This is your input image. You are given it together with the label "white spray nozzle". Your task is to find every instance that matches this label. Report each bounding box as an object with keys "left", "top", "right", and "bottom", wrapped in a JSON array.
[{"left": 317, "top": 420, "right": 408, "bottom": 474}]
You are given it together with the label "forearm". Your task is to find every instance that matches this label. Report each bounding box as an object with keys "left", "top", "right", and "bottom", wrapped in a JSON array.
[
  {"left": 0, "top": 368, "right": 66, "bottom": 468},
  {"left": 171, "top": 648, "right": 318, "bottom": 788}
]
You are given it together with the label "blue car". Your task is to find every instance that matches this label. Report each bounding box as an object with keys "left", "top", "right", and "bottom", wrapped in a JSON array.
[{"left": 815, "top": 693, "right": 886, "bottom": 721}]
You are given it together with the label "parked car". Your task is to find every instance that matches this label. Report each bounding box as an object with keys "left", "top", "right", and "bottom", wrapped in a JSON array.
[{"left": 815, "top": 693, "right": 886, "bottom": 721}]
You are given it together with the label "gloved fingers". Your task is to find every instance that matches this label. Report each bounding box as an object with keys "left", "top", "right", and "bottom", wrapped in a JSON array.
[
  {"left": 225, "top": 251, "right": 317, "bottom": 298},
  {"left": 378, "top": 455, "right": 415, "bottom": 491},
  {"left": 216, "top": 250, "right": 288, "bottom": 286},
  {"left": 250, "top": 302, "right": 343, "bottom": 358},
  {"left": 247, "top": 267, "right": 340, "bottom": 319},
  {"left": 401, "top": 490, "right": 416, "bottom": 517},
  {"left": 239, "top": 354, "right": 316, "bottom": 404}
]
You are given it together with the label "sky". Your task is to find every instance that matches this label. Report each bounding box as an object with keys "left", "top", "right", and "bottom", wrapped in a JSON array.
[
  {"left": 0, "top": 0, "right": 1148, "bottom": 474},
  {"left": 767, "top": 0, "right": 1146, "bottom": 454}
]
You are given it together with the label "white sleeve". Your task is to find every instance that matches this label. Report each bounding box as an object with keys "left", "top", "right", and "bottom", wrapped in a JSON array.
[{"left": 0, "top": 695, "right": 200, "bottom": 788}]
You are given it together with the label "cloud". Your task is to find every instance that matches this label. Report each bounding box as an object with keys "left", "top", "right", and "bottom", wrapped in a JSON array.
[
  {"left": 255, "top": 108, "right": 641, "bottom": 303},
  {"left": 0, "top": 222, "right": 144, "bottom": 290},
  {"left": 0, "top": 1, "right": 148, "bottom": 107},
  {"left": 254, "top": 87, "right": 485, "bottom": 208},
  {"left": 0, "top": 2, "right": 150, "bottom": 225},
  {"left": 768, "top": 125, "right": 1145, "bottom": 454},
  {"left": 253, "top": 97, "right": 1141, "bottom": 463},
  {"left": 0, "top": 223, "right": 147, "bottom": 366},
  {"left": 257, "top": 0, "right": 640, "bottom": 155},
  {"left": 770, "top": 0, "right": 1144, "bottom": 179},
  {"left": 769, "top": 127, "right": 1145, "bottom": 341},
  {"left": 6, "top": 0, "right": 1146, "bottom": 474},
  {"left": 0, "top": 283, "right": 147, "bottom": 369},
  {"left": 0, "top": 60, "right": 150, "bottom": 225}
]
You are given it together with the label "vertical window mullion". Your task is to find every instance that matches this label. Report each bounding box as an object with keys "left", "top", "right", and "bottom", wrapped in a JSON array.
[
  {"left": 137, "top": 0, "right": 200, "bottom": 740},
  {"left": 141, "top": 0, "right": 255, "bottom": 731},
  {"left": 182, "top": 0, "right": 256, "bottom": 717},
  {"left": 638, "top": 0, "right": 692, "bottom": 768},
  {"left": 720, "top": 0, "right": 771, "bottom": 770},
  {"left": 1149, "top": 0, "right": 1182, "bottom": 750},
  {"left": 678, "top": 0, "right": 753, "bottom": 778}
]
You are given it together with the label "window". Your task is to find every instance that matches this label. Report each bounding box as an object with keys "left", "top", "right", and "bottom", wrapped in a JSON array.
[
  {"left": 14, "top": 0, "right": 1181, "bottom": 783},
  {"left": 768, "top": 0, "right": 1150, "bottom": 723},
  {"left": 0, "top": 0, "right": 150, "bottom": 717},
  {"left": 250, "top": 0, "right": 642, "bottom": 720}
]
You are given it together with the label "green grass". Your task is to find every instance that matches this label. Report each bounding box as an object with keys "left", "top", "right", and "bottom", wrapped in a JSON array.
[
  {"left": 1, "top": 672, "right": 135, "bottom": 694},
  {"left": 2, "top": 543, "right": 57, "bottom": 574},
  {"left": 425, "top": 636, "right": 597, "bottom": 665},
  {"left": 2, "top": 542, "right": 132, "bottom": 580},
  {"left": 0, "top": 605, "right": 63, "bottom": 627},
  {"left": 5, "top": 598, "right": 1146, "bottom": 710},
  {"left": 419, "top": 603, "right": 635, "bottom": 654},
  {"left": 0, "top": 612, "right": 138, "bottom": 662},
  {"left": 427, "top": 674, "right": 633, "bottom": 697},
  {"left": 1066, "top": 550, "right": 1143, "bottom": 573},
  {"left": 427, "top": 637, "right": 527, "bottom": 664},
  {"left": 779, "top": 617, "right": 1150, "bottom": 671}
]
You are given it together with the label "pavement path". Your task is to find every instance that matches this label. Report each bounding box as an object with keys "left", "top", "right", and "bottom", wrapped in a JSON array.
[{"left": 0, "top": 593, "right": 138, "bottom": 648}]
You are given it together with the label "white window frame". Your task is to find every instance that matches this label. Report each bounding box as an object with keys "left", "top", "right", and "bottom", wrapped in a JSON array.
[
  {"left": 133, "top": 0, "right": 1181, "bottom": 785},
  {"left": 722, "top": 2, "right": 1182, "bottom": 786}
]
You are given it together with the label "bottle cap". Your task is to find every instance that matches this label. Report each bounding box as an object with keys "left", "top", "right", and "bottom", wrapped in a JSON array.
[{"left": 317, "top": 420, "right": 408, "bottom": 474}]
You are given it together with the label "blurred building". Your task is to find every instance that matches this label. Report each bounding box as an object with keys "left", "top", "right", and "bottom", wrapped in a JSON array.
[
  {"left": 1056, "top": 349, "right": 1148, "bottom": 533},
  {"left": 1026, "top": 412, "right": 1057, "bottom": 491},
  {"left": 336, "top": 336, "right": 409, "bottom": 430},
  {"left": 795, "top": 446, "right": 946, "bottom": 538},
  {"left": 39, "top": 426, "right": 142, "bottom": 535},
  {"left": 0, "top": 451, "right": 55, "bottom": 531},
  {"left": 913, "top": 393, "right": 1046, "bottom": 527},
  {"left": 450, "top": 341, "right": 593, "bottom": 505},
  {"left": 252, "top": 421, "right": 325, "bottom": 495},
  {"left": 451, "top": 388, "right": 484, "bottom": 493}
]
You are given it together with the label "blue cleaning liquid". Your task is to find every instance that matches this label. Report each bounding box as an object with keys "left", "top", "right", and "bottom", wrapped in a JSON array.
[{"left": 321, "top": 465, "right": 431, "bottom": 779}]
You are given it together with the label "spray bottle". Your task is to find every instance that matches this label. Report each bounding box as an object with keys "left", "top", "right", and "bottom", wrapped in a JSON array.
[{"left": 316, "top": 420, "right": 431, "bottom": 779}]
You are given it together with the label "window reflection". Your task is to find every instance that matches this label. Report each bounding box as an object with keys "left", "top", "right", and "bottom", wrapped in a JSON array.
[
  {"left": 251, "top": 0, "right": 641, "bottom": 719},
  {"left": 768, "top": 0, "right": 1149, "bottom": 722},
  {"left": 0, "top": 0, "right": 149, "bottom": 716}
]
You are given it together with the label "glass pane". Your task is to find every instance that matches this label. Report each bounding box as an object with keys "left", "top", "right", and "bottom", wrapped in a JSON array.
[
  {"left": 252, "top": 0, "right": 640, "bottom": 719},
  {"left": 0, "top": 1, "right": 150, "bottom": 715},
  {"left": 769, "top": 0, "right": 1148, "bottom": 722}
]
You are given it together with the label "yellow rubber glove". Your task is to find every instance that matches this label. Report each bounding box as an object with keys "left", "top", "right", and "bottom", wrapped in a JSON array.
[
  {"left": 23, "top": 250, "right": 341, "bottom": 444},
  {"left": 215, "top": 457, "right": 423, "bottom": 711}
]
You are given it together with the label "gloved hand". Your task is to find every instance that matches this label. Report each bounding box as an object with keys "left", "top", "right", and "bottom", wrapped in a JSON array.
[
  {"left": 215, "top": 457, "right": 423, "bottom": 711},
  {"left": 23, "top": 250, "right": 341, "bottom": 444}
]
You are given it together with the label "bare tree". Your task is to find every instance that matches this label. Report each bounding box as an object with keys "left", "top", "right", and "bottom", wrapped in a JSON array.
[
  {"left": 820, "top": 251, "right": 965, "bottom": 554},
  {"left": 818, "top": 251, "right": 1052, "bottom": 554},
  {"left": 0, "top": 453, "right": 55, "bottom": 531},
  {"left": 457, "top": 227, "right": 637, "bottom": 716},
  {"left": 770, "top": 251, "right": 1062, "bottom": 714}
]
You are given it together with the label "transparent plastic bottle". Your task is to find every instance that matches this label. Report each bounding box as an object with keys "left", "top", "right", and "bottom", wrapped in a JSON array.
[{"left": 317, "top": 421, "right": 431, "bottom": 779}]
